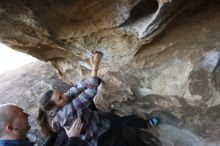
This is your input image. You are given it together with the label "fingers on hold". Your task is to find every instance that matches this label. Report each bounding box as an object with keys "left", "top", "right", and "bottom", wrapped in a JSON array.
[{"left": 92, "top": 50, "right": 103, "bottom": 55}]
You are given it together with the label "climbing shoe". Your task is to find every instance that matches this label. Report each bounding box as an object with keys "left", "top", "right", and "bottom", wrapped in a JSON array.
[{"left": 147, "top": 117, "right": 159, "bottom": 128}]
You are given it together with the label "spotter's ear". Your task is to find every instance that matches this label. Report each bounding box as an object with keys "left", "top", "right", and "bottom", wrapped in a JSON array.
[{"left": 5, "top": 124, "right": 15, "bottom": 132}]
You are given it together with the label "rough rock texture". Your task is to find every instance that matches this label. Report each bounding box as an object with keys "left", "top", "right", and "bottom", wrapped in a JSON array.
[{"left": 0, "top": 0, "right": 220, "bottom": 145}]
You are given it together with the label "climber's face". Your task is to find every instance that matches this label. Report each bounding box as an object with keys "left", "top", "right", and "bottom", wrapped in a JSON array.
[{"left": 51, "top": 90, "right": 68, "bottom": 108}]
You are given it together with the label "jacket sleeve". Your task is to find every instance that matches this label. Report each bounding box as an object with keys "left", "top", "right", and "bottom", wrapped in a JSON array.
[
  {"left": 71, "top": 77, "right": 99, "bottom": 110},
  {"left": 64, "top": 137, "right": 89, "bottom": 146},
  {"left": 64, "top": 77, "right": 102, "bottom": 102},
  {"left": 64, "top": 79, "right": 87, "bottom": 102}
]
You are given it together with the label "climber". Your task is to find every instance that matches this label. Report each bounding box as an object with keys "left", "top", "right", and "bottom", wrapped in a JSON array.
[{"left": 37, "top": 52, "right": 160, "bottom": 146}]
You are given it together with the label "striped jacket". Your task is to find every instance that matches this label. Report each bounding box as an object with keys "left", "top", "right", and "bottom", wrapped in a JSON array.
[{"left": 51, "top": 77, "right": 110, "bottom": 146}]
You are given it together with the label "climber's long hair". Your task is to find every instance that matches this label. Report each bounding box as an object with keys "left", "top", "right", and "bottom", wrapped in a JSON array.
[{"left": 37, "top": 90, "right": 55, "bottom": 137}]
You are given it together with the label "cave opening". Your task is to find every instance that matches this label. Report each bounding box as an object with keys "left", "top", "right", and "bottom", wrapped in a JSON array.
[
  {"left": 0, "top": 43, "right": 37, "bottom": 75},
  {"left": 123, "top": 0, "right": 159, "bottom": 25}
]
